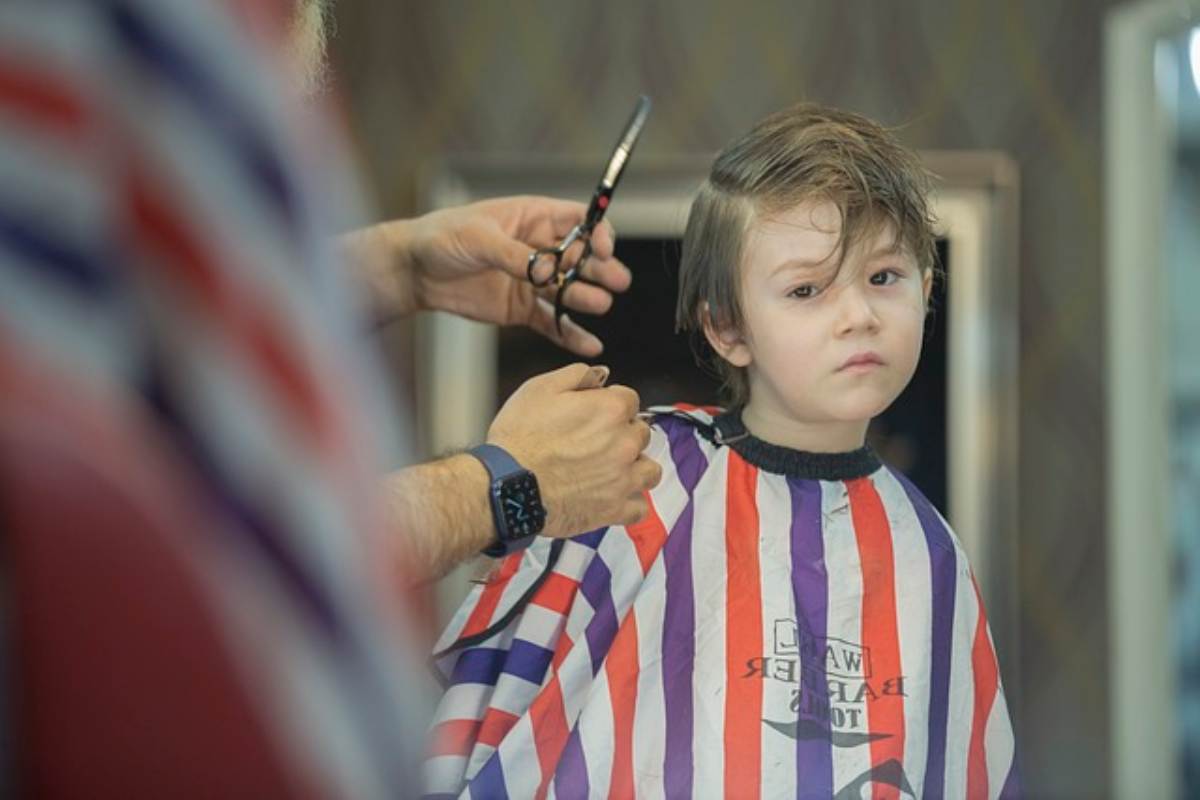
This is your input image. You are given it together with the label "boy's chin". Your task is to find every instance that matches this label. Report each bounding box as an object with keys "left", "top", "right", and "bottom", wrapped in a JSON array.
[{"left": 820, "top": 393, "right": 898, "bottom": 423}]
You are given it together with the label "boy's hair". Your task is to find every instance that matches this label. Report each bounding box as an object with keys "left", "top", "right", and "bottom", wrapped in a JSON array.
[{"left": 676, "top": 103, "right": 938, "bottom": 407}]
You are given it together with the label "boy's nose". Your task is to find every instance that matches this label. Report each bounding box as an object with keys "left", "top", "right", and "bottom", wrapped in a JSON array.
[{"left": 834, "top": 285, "right": 881, "bottom": 336}]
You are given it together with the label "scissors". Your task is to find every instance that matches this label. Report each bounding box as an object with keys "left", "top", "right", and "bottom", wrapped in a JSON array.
[{"left": 527, "top": 95, "right": 652, "bottom": 334}]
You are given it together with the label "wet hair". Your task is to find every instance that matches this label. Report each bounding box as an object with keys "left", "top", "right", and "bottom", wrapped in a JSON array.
[{"left": 675, "top": 103, "right": 938, "bottom": 406}]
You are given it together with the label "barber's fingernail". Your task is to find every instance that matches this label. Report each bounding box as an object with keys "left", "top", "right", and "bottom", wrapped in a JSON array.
[{"left": 591, "top": 366, "right": 610, "bottom": 385}]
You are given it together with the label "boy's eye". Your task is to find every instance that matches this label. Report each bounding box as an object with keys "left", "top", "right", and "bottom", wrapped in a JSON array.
[
  {"left": 870, "top": 268, "right": 902, "bottom": 286},
  {"left": 788, "top": 284, "right": 817, "bottom": 299}
]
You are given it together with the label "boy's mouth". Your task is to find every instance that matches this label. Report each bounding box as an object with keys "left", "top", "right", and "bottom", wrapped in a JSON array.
[{"left": 838, "top": 351, "right": 885, "bottom": 371}]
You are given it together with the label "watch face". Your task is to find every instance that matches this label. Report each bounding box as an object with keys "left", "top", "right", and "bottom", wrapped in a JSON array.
[{"left": 496, "top": 472, "right": 546, "bottom": 540}]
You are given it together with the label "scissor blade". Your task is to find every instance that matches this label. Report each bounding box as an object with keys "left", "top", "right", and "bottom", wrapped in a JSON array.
[{"left": 601, "top": 95, "right": 651, "bottom": 189}]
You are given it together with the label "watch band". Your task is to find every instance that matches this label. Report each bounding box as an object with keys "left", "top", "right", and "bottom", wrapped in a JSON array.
[{"left": 469, "top": 443, "right": 524, "bottom": 482}]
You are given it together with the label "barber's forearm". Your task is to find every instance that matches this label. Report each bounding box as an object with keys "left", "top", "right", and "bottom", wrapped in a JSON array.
[
  {"left": 338, "top": 220, "right": 418, "bottom": 325},
  {"left": 380, "top": 453, "right": 494, "bottom": 583}
]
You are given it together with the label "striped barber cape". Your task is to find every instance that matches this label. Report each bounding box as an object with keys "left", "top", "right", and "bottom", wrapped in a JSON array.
[{"left": 427, "top": 407, "right": 1018, "bottom": 799}]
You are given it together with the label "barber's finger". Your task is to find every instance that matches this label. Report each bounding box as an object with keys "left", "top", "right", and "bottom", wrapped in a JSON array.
[
  {"left": 621, "top": 493, "right": 651, "bottom": 526},
  {"left": 632, "top": 455, "right": 663, "bottom": 490},
  {"left": 549, "top": 280, "right": 615, "bottom": 316},
  {"left": 526, "top": 296, "right": 604, "bottom": 357},
  {"left": 510, "top": 196, "right": 591, "bottom": 242},
  {"left": 604, "top": 384, "right": 641, "bottom": 420},
  {"left": 588, "top": 219, "right": 618, "bottom": 259},
  {"left": 482, "top": 227, "right": 546, "bottom": 282},
  {"left": 632, "top": 419, "right": 652, "bottom": 451},
  {"left": 577, "top": 254, "right": 632, "bottom": 294}
]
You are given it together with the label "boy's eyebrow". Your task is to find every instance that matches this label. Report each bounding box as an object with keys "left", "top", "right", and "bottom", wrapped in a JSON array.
[
  {"left": 863, "top": 242, "right": 911, "bottom": 260},
  {"left": 769, "top": 257, "right": 826, "bottom": 277}
]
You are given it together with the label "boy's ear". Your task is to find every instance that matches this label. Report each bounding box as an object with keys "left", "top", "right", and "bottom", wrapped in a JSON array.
[
  {"left": 701, "top": 303, "right": 752, "bottom": 368},
  {"left": 922, "top": 268, "right": 933, "bottom": 306}
]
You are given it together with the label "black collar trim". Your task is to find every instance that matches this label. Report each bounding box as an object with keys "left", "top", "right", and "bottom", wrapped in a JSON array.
[{"left": 699, "top": 409, "right": 881, "bottom": 480}]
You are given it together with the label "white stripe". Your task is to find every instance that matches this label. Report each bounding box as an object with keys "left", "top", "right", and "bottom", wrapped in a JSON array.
[
  {"left": 464, "top": 743, "right": 497, "bottom": 788},
  {"left": 435, "top": 682, "right": 492, "bottom": 725},
  {"left": 873, "top": 468, "right": 934, "bottom": 795},
  {"left": 495, "top": 715, "right": 543, "bottom": 798},
  {"left": 943, "top": 553, "right": 977, "bottom": 798},
  {"left": 819, "top": 479, "right": 871, "bottom": 794},
  {"left": 689, "top": 447, "right": 730, "bottom": 792},
  {"left": 983, "top": 628, "right": 1016, "bottom": 798},
  {"left": 572, "top": 667, "right": 616, "bottom": 797},
  {"left": 558, "top": 589, "right": 599, "bottom": 723},
  {"left": 624, "top": 419, "right": 699, "bottom": 794},
  {"left": 513, "top": 603, "right": 570, "bottom": 653},
  {"left": 567, "top": 518, "right": 654, "bottom": 797},
  {"left": 432, "top": 582, "right": 487, "bottom": 655},
  {"left": 423, "top": 754, "right": 468, "bottom": 798},
  {"left": 630, "top": 566, "right": 669, "bottom": 795},
  {"left": 755, "top": 471, "right": 798, "bottom": 796}
]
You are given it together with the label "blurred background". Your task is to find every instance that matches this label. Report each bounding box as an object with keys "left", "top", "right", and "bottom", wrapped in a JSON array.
[{"left": 326, "top": 1, "right": 1199, "bottom": 796}]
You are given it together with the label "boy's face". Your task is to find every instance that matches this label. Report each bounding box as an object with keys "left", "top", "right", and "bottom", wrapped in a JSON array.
[{"left": 707, "top": 200, "right": 931, "bottom": 437}]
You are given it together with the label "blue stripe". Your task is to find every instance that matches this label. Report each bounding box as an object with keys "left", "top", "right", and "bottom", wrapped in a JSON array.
[
  {"left": 0, "top": 207, "right": 112, "bottom": 293},
  {"left": 554, "top": 728, "right": 591, "bottom": 799},
  {"left": 660, "top": 420, "right": 706, "bottom": 797},
  {"left": 579, "top": 556, "right": 619, "bottom": 676},
  {"left": 788, "top": 478, "right": 834, "bottom": 799},
  {"left": 999, "top": 753, "right": 1022, "bottom": 798},
  {"left": 106, "top": 1, "right": 299, "bottom": 237},
  {"left": 469, "top": 754, "right": 510, "bottom": 800},
  {"left": 450, "top": 647, "right": 507, "bottom": 686},
  {"left": 502, "top": 639, "right": 553, "bottom": 685},
  {"left": 571, "top": 528, "right": 607, "bottom": 549}
]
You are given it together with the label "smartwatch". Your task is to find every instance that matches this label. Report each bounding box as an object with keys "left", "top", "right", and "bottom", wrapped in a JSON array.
[{"left": 468, "top": 443, "right": 547, "bottom": 557}]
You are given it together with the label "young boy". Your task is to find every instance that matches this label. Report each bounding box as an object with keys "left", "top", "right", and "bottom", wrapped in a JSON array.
[{"left": 424, "top": 104, "right": 1018, "bottom": 799}]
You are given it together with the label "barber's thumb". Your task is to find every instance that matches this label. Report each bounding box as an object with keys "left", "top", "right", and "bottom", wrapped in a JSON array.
[
  {"left": 574, "top": 364, "right": 610, "bottom": 390},
  {"left": 535, "top": 362, "right": 607, "bottom": 393}
]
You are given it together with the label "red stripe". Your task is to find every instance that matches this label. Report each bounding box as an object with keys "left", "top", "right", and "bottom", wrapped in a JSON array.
[
  {"left": 429, "top": 718, "right": 480, "bottom": 757},
  {"left": 460, "top": 554, "right": 522, "bottom": 638},
  {"left": 967, "top": 577, "right": 998, "bottom": 799},
  {"left": 0, "top": 59, "right": 89, "bottom": 136},
  {"left": 125, "top": 168, "right": 339, "bottom": 458},
  {"left": 529, "top": 676, "right": 570, "bottom": 800},
  {"left": 531, "top": 571, "right": 580, "bottom": 617},
  {"left": 606, "top": 611, "right": 640, "bottom": 799},
  {"left": 625, "top": 490, "right": 668, "bottom": 575},
  {"left": 550, "top": 631, "right": 573, "bottom": 674},
  {"left": 847, "top": 478, "right": 906, "bottom": 800},
  {"left": 477, "top": 708, "right": 519, "bottom": 749},
  {"left": 528, "top": 624, "right": 583, "bottom": 798},
  {"left": 723, "top": 454, "right": 762, "bottom": 800},
  {"left": 670, "top": 402, "right": 720, "bottom": 415}
]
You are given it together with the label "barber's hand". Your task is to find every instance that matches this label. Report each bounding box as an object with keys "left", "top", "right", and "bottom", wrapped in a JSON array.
[
  {"left": 486, "top": 363, "right": 662, "bottom": 537},
  {"left": 344, "top": 196, "right": 631, "bottom": 357}
]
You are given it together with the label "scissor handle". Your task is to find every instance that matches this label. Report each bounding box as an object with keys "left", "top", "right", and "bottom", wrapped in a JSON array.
[
  {"left": 551, "top": 239, "right": 595, "bottom": 335},
  {"left": 527, "top": 246, "right": 564, "bottom": 287},
  {"left": 528, "top": 223, "right": 587, "bottom": 287}
]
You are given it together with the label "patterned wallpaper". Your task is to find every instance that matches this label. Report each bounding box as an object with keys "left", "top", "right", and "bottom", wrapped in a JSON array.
[{"left": 331, "top": 1, "right": 1118, "bottom": 794}]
